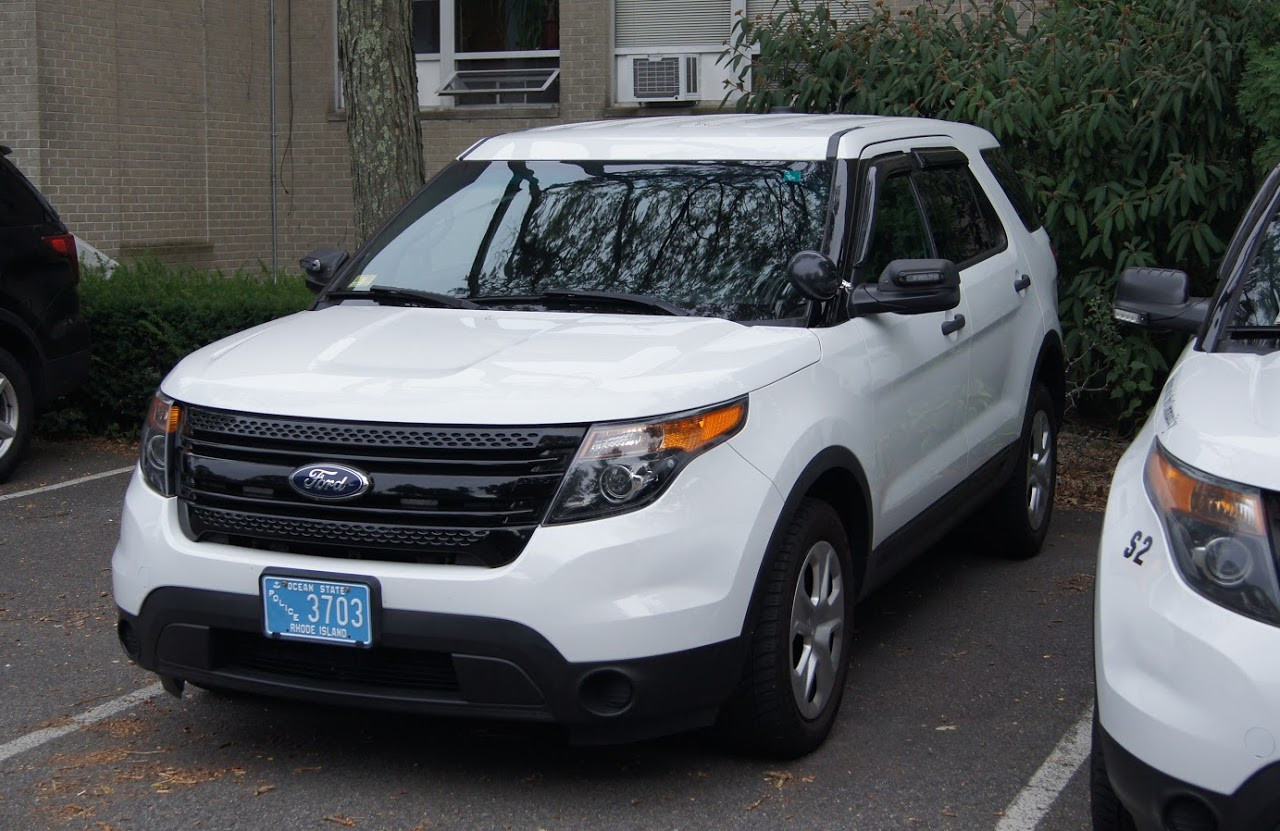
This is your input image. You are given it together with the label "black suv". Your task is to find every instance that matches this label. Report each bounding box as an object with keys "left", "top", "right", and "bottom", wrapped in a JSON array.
[{"left": 0, "top": 145, "right": 91, "bottom": 481}]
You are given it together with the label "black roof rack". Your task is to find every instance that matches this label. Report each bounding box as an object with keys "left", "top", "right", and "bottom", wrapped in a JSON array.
[{"left": 0, "top": 145, "right": 11, "bottom": 156}]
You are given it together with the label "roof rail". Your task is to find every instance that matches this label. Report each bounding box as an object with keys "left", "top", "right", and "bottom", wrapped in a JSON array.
[{"left": 0, "top": 145, "right": 11, "bottom": 157}]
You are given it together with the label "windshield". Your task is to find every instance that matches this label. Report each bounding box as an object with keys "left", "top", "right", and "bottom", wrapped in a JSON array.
[{"left": 337, "top": 160, "right": 833, "bottom": 322}]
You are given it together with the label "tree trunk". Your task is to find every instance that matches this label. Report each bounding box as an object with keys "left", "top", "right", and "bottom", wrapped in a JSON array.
[{"left": 336, "top": 0, "right": 425, "bottom": 245}]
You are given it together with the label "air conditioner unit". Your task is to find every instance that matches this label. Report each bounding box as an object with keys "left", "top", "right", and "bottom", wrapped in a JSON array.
[{"left": 623, "top": 54, "right": 701, "bottom": 103}]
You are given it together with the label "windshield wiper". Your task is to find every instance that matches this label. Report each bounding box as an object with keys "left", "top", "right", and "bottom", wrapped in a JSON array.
[
  {"left": 476, "top": 288, "right": 690, "bottom": 316},
  {"left": 324, "top": 286, "right": 479, "bottom": 310}
]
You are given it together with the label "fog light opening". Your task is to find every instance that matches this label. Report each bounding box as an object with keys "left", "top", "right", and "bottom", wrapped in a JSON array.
[
  {"left": 1163, "top": 794, "right": 1217, "bottom": 831},
  {"left": 579, "top": 669, "right": 634, "bottom": 717}
]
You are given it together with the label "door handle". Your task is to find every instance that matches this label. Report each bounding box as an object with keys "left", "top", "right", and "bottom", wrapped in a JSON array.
[
  {"left": 1014, "top": 274, "right": 1031, "bottom": 292},
  {"left": 941, "top": 314, "right": 966, "bottom": 336}
]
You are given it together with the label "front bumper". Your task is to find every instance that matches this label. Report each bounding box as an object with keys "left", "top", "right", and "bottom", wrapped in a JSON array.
[
  {"left": 1097, "top": 720, "right": 1280, "bottom": 831},
  {"left": 118, "top": 587, "right": 745, "bottom": 742},
  {"left": 1095, "top": 430, "right": 1280, "bottom": 822},
  {"left": 113, "top": 441, "right": 783, "bottom": 737}
]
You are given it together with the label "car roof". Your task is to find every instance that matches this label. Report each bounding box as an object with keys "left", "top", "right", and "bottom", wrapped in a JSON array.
[{"left": 460, "top": 114, "right": 999, "bottom": 162}]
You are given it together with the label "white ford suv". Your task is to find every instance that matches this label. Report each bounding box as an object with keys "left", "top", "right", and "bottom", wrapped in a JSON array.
[
  {"left": 1093, "top": 163, "right": 1280, "bottom": 828},
  {"left": 112, "top": 115, "right": 1062, "bottom": 757}
]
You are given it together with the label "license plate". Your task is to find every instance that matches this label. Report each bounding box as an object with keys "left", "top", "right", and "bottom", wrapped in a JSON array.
[{"left": 261, "top": 575, "right": 373, "bottom": 647}]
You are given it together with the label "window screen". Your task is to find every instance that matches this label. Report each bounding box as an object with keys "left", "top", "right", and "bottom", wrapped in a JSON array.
[{"left": 916, "top": 166, "right": 1006, "bottom": 267}]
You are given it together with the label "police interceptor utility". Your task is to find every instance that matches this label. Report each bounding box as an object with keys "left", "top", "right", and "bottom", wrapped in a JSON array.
[{"left": 113, "top": 115, "right": 1062, "bottom": 757}]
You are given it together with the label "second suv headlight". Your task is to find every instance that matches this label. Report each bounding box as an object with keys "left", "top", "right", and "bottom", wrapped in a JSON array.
[
  {"left": 546, "top": 398, "right": 747, "bottom": 524},
  {"left": 1145, "top": 441, "right": 1280, "bottom": 626},
  {"left": 140, "top": 392, "right": 182, "bottom": 497}
]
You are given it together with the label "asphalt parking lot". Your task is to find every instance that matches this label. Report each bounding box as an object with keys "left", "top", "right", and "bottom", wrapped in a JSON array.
[{"left": 0, "top": 439, "right": 1098, "bottom": 830}]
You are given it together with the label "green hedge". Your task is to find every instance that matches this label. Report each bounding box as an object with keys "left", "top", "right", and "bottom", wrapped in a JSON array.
[
  {"left": 726, "top": 0, "right": 1280, "bottom": 424},
  {"left": 42, "top": 261, "right": 313, "bottom": 436}
]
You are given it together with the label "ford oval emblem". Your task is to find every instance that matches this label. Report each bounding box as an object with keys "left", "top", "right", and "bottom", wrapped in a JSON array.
[{"left": 288, "top": 462, "right": 372, "bottom": 501}]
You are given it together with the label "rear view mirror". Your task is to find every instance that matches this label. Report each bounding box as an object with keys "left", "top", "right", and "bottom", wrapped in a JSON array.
[
  {"left": 1113, "top": 267, "right": 1209, "bottom": 334},
  {"left": 299, "top": 247, "right": 350, "bottom": 294}
]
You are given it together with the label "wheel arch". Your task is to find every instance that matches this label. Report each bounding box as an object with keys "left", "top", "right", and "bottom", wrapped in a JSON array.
[
  {"left": 740, "top": 447, "right": 872, "bottom": 637},
  {"left": 0, "top": 312, "right": 46, "bottom": 404},
  {"left": 1033, "top": 330, "right": 1065, "bottom": 426}
]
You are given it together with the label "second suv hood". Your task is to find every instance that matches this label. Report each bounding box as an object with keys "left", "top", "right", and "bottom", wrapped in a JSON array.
[
  {"left": 164, "top": 306, "right": 820, "bottom": 424},
  {"left": 1157, "top": 349, "right": 1280, "bottom": 492}
]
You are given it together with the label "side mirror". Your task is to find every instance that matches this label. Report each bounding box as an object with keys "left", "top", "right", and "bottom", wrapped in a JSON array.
[
  {"left": 1113, "top": 267, "right": 1209, "bottom": 334},
  {"left": 850, "top": 258, "right": 961, "bottom": 315},
  {"left": 786, "top": 251, "right": 841, "bottom": 302},
  {"left": 299, "top": 247, "right": 349, "bottom": 294}
]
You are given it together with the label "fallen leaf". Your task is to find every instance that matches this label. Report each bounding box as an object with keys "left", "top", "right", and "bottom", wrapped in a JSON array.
[
  {"left": 935, "top": 725, "right": 957, "bottom": 732},
  {"left": 254, "top": 784, "right": 276, "bottom": 796},
  {"left": 745, "top": 795, "right": 771, "bottom": 811},
  {"left": 324, "top": 815, "right": 357, "bottom": 828},
  {"left": 293, "top": 765, "right": 323, "bottom": 774},
  {"left": 764, "top": 770, "right": 795, "bottom": 790}
]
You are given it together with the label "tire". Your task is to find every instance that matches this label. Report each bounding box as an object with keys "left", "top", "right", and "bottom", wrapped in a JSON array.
[
  {"left": 0, "top": 347, "right": 34, "bottom": 484},
  {"left": 718, "top": 499, "right": 855, "bottom": 758},
  {"left": 983, "top": 382, "right": 1057, "bottom": 559},
  {"left": 1091, "top": 709, "right": 1137, "bottom": 831}
]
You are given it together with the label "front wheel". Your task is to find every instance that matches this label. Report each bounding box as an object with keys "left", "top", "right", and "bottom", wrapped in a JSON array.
[
  {"left": 718, "top": 499, "right": 854, "bottom": 758},
  {"left": 0, "top": 347, "right": 34, "bottom": 483}
]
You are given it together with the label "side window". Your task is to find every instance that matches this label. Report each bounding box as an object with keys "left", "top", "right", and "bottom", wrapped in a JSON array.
[
  {"left": 861, "top": 171, "right": 931, "bottom": 283},
  {"left": 981, "top": 148, "right": 1042, "bottom": 232},
  {"left": 1230, "top": 208, "right": 1280, "bottom": 328},
  {"left": 915, "top": 166, "right": 1006, "bottom": 268},
  {"left": 0, "top": 162, "right": 50, "bottom": 228}
]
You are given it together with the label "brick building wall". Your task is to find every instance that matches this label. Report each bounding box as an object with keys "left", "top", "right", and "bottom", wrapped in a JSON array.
[{"left": 0, "top": 0, "right": 1019, "bottom": 271}]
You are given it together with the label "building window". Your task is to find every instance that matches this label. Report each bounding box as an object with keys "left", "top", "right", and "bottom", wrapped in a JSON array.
[
  {"left": 414, "top": 0, "right": 559, "bottom": 108},
  {"left": 613, "top": 0, "right": 868, "bottom": 105}
]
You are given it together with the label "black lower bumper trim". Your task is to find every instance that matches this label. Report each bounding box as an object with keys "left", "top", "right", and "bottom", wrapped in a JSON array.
[
  {"left": 1099, "top": 721, "right": 1280, "bottom": 831},
  {"left": 121, "top": 587, "right": 747, "bottom": 743}
]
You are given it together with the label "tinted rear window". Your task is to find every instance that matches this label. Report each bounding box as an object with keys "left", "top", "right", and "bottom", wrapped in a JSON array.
[
  {"left": 0, "top": 160, "right": 54, "bottom": 227},
  {"left": 981, "top": 148, "right": 1041, "bottom": 232}
]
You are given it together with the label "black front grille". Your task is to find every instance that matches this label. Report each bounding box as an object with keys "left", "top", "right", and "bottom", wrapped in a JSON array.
[
  {"left": 177, "top": 406, "right": 585, "bottom": 567},
  {"left": 213, "top": 630, "right": 459, "bottom": 693}
]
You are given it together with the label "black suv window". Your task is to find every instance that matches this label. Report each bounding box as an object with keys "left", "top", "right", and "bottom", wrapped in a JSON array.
[
  {"left": 0, "top": 160, "right": 52, "bottom": 228},
  {"left": 981, "top": 148, "right": 1042, "bottom": 232},
  {"left": 1229, "top": 206, "right": 1280, "bottom": 328},
  {"left": 915, "top": 166, "right": 1006, "bottom": 268},
  {"left": 862, "top": 171, "right": 931, "bottom": 281}
]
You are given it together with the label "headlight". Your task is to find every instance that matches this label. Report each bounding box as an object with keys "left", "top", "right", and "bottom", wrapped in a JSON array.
[
  {"left": 546, "top": 398, "right": 747, "bottom": 524},
  {"left": 140, "top": 392, "right": 182, "bottom": 497},
  {"left": 1145, "top": 441, "right": 1280, "bottom": 625}
]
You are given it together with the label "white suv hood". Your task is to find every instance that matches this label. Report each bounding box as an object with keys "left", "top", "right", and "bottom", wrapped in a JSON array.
[
  {"left": 1156, "top": 348, "right": 1280, "bottom": 492},
  {"left": 163, "top": 305, "right": 820, "bottom": 424}
]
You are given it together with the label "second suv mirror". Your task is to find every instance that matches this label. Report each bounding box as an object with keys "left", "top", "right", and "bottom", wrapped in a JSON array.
[
  {"left": 850, "top": 258, "right": 961, "bottom": 316},
  {"left": 1113, "top": 267, "right": 1209, "bottom": 334},
  {"left": 299, "top": 247, "right": 350, "bottom": 294}
]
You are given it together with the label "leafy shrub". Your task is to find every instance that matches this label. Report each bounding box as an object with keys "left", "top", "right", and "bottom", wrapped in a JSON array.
[
  {"left": 725, "top": 0, "right": 1280, "bottom": 424},
  {"left": 1240, "top": 2, "right": 1280, "bottom": 173},
  {"left": 41, "top": 261, "right": 312, "bottom": 436}
]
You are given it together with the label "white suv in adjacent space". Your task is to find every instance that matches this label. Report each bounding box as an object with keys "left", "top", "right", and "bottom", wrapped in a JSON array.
[
  {"left": 1093, "top": 164, "right": 1280, "bottom": 828},
  {"left": 112, "top": 115, "right": 1062, "bottom": 757}
]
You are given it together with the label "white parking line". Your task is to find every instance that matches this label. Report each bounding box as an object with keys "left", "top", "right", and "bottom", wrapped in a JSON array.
[
  {"left": 0, "top": 465, "right": 133, "bottom": 502},
  {"left": 996, "top": 705, "right": 1094, "bottom": 830},
  {"left": 0, "top": 683, "right": 164, "bottom": 765}
]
